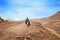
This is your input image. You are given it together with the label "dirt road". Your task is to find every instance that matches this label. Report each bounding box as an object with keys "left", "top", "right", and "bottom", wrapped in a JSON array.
[{"left": 0, "top": 21, "right": 60, "bottom": 40}]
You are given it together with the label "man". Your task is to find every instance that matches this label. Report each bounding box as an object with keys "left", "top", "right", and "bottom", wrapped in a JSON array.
[{"left": 25, "top": 18, "right": 30, "bottom": 26}]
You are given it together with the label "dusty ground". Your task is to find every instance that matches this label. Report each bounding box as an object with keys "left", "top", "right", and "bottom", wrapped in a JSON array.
[{"left": 0, "top": 21, "right": 60, "bottom": 40}]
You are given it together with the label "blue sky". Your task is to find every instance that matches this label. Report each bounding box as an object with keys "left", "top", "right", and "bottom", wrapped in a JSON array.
[{"left": 0, "top": 0, "right": 60, "bottom": 20}]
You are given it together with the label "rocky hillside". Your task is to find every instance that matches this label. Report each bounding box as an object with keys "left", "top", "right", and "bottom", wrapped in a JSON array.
[{"left": 34, "top": 11, "right": 60, "bottom": 24}]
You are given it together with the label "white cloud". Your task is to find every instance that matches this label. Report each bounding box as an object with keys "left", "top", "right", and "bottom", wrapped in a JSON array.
[
  {"left": 1, "top": 8, "right": 35, "bottom": 20},
  {"left": 15, "top": 8, "right": 34, "bottom": 18}
]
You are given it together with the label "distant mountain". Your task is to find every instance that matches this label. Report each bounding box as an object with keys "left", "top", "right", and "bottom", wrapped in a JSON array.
[
  {"left": 32, "top": 11, "right": 60, "bottom": 24},
  {"left": 49, "top": 11, "right": 60, "bottom": 20},
  {"left": 0, "top": 17, "right": 4, "bottom": 22}
]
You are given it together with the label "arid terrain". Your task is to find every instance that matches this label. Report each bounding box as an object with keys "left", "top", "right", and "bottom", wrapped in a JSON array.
[{"left": 0, "top": 11, "right": 60, "bottom": 40}]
